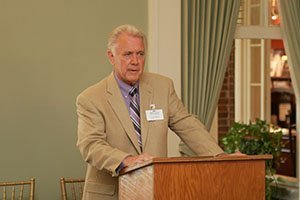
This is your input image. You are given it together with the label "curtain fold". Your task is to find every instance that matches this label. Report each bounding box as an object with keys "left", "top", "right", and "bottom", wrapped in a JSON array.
[
  {"left": 278, "top": 0, "right": 300, "bottom": 128},
  {"left": 180, "top": 0, "right": 240, "bottom": 156},
  {"left": 182, "top": 0, "right": 240, "bottom": 128}
]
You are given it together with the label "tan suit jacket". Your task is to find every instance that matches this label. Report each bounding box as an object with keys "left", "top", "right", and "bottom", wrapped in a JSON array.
[{"left": 76, "top": 72, "right": 223, "bottom": 200}]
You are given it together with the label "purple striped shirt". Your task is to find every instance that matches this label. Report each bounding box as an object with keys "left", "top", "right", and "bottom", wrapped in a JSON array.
[{"left": 114, "top": 73, "right": 140, "bottom": 112}]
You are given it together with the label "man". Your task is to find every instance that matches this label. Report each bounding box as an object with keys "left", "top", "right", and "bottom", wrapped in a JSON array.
[{"left": 76, "top": 24, "right": 224, "bottom": 200}]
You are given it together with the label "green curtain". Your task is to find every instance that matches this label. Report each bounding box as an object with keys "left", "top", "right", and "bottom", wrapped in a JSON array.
[
  {"left": 278, "top": 0, "right": 300, "bottom": 102},
  {"left": 179, "top": 0, "right": 241, "bottom": 156}
]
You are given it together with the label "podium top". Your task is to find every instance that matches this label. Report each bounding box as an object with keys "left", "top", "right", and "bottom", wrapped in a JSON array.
[{"left": 120, "top": 154, "right": 273, "bottom": 175}]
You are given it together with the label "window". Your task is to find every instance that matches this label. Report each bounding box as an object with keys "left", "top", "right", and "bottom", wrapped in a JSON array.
[
  {"left": 235, "top": 0, "right": 281, "bottom": 122},
  {"left": 235, "top": 0, "right": 297, "bottom": 178}
]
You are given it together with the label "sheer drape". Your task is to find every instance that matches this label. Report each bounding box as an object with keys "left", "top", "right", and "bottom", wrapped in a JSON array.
[
  {"left": 180, "top": 0, "right": 240, "bottom": 155},
  {"left": 278, "top": 0, "right": 300, "bottom": 135}
]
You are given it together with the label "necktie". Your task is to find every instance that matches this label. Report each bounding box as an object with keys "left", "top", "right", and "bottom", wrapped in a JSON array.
[{"left": 129, "top": 87, "right": 142, "bottom": 150}]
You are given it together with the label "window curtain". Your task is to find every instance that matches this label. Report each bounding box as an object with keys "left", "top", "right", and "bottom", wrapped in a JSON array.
[
  {"left": 179, "top": 0, "right": 241, "bottom": 156},
  {"left": 278, "top": 0, "right": 300, "bottom": 131}
]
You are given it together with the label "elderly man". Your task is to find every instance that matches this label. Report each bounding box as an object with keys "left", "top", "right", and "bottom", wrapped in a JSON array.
[{"left": 76, "top": 24, "right": 224, "bottom": 200}]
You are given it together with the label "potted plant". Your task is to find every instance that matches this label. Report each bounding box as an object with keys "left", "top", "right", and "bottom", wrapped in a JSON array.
[{"left": 221, "top": 118, "right": 283, "bottom": 200}]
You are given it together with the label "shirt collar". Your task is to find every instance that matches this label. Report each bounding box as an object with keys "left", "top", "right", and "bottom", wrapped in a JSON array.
[{"left": 114, "top": 73, "right": 139, "bottom": 96}]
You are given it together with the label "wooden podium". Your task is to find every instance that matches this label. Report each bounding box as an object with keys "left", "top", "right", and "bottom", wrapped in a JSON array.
[{"left": 119, "top": 155, "right": 272, "bottom": 200}]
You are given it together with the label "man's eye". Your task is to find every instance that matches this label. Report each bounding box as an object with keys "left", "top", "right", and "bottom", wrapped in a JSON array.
[
  {"left": 124, "top": 52, "right": 131, "bottom": 56},
  {"left": 138, "top": 52, "right": 145, "bottom": 57}
]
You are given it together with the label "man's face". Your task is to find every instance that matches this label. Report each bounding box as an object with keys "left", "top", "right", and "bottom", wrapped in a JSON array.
[{"left": 107, "top": 33, "right": 145, "bottom": 85}]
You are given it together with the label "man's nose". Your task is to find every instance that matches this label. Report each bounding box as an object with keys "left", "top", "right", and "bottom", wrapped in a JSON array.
[{"left": 131, "top": 54, "right": 138, "bottom": 65}]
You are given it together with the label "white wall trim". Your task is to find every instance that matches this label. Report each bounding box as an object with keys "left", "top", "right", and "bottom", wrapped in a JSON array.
[
  {"left": 234, "top": 39, "right": 242, "bottom": 121},
  {"left": 235, "top": 26, "right": 282, "bottom": 39},
  {"left": 148, "top": 0, "right": 159, "bottom": 73},
  {"left": 148, "top": 0, "right": 181, "bottom": 157}
]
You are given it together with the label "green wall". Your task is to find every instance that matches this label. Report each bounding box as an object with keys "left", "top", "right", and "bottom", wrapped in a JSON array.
[{"left": 0, "top": 0, "right": 147, "bottom": 199}]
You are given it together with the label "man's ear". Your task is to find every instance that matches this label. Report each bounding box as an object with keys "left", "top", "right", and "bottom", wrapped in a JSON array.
[{"left": 107, "top": 50, "right": 115, "bottom": 65}]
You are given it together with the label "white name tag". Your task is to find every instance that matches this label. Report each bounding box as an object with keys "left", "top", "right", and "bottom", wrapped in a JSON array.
[{"left": 146, "top": 109, "right": 164, "bottom": 121}]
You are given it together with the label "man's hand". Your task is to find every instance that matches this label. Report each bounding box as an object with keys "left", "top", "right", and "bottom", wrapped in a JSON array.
[{"left": 123, "top": 153, "right": 154, "bottom": 167}]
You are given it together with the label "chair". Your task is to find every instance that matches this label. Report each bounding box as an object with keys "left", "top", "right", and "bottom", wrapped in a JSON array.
[
  {"left": 0, "top": 178, "right": 35, "bottom": 200},
  {"left": 60, "top": 177, "right": 85, "bottom": 200}
]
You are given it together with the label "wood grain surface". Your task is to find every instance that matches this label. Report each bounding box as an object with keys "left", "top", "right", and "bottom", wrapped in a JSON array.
[{"left": 119, "top": 155, "right": 270, "bottom": 200}]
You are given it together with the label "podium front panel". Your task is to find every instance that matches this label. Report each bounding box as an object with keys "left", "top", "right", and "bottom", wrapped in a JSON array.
[
  {"left": 153, "top": 159, "right": 265, "bottom": 200},
  {"left": 119, "top": 156, "right": 270, "bottom": 200}
]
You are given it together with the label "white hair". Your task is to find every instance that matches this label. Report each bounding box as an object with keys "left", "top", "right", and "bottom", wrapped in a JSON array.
[{"left": 107, "top": 24, "right": 147, "bottom": 55}]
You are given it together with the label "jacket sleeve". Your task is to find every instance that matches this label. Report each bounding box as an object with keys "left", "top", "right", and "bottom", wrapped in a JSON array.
[
  {"left": 166, "top": 80, "right": 224, "bottom": 156},
  {"left": 76, "top": 94, "right": 130, "bottom": 177}
]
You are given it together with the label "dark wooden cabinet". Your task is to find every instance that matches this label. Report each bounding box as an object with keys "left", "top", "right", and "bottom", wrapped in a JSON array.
[
  {"left": 271, "top": 77, "right": 296, "bottom": 128},
  {"left": 275, "top": 133, "right": 297, "bottom": 177},
  {"left": 271, "top": 76, "right": 297, "bottom": 177}
]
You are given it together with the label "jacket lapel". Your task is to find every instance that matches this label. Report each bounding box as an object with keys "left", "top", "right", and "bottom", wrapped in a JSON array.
[
  {"left": 106, "top": 73, "right": 142, "bottom": 154},
  {"left": 139, "top": 75, "right": 153, "bottom": 149}
]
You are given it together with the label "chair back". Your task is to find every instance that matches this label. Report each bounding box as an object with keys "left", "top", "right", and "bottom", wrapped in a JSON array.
[
  {"left": 0, "top": 178, "right": 35, "bottom": 200},
  {"left": 60, "top": 177, "right": 85, "bottom": 200}
]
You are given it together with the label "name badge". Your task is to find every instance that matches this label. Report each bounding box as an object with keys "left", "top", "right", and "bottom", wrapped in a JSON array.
[{"left": 146, "top": 109, "right": 164, "bottom": 121}]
